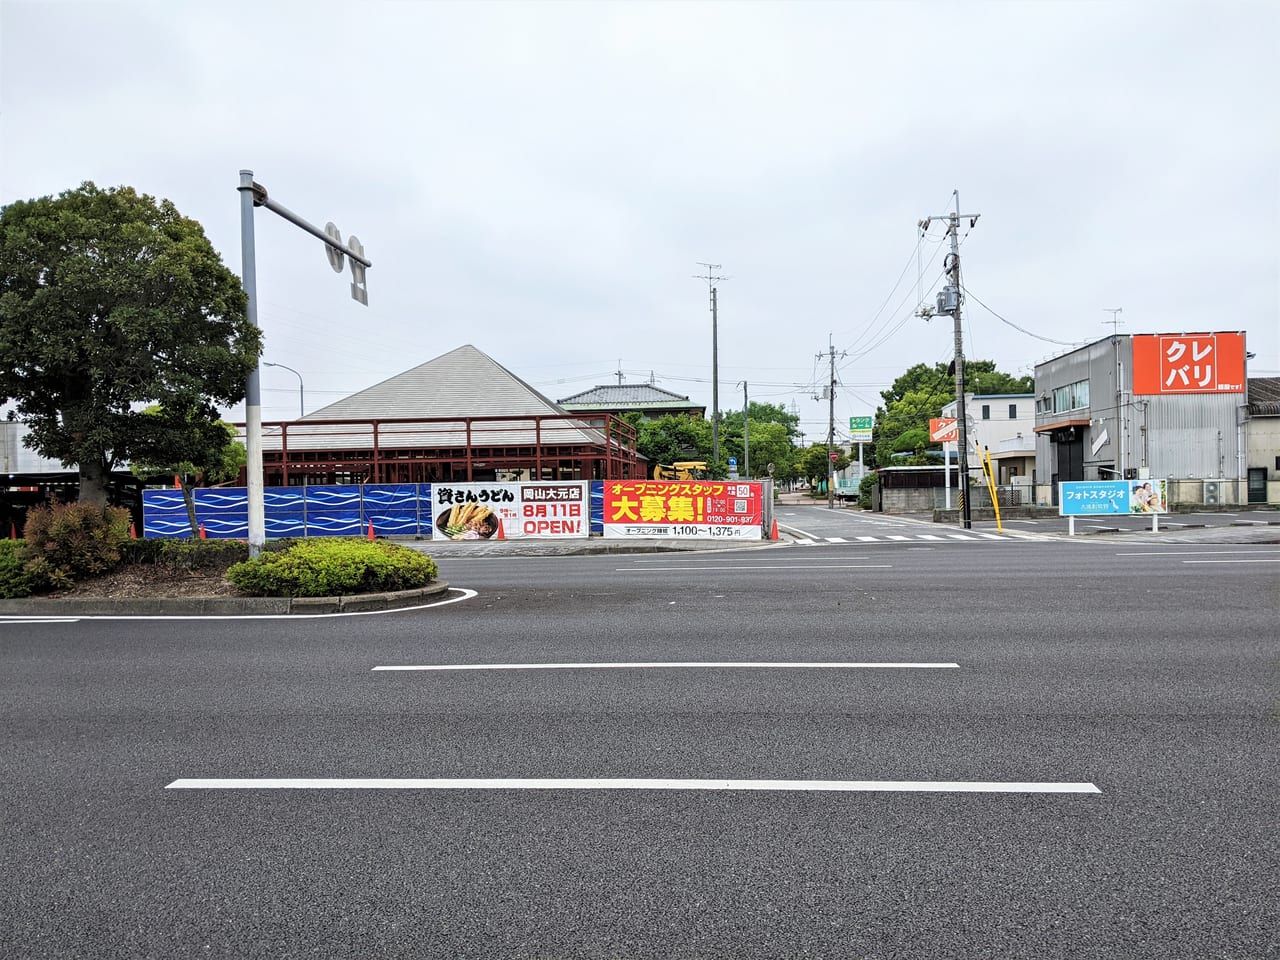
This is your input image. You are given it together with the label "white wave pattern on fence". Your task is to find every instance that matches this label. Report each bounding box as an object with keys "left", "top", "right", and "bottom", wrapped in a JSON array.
[{"left": 142, "top": 484, "right": 434, "bottom": 539}]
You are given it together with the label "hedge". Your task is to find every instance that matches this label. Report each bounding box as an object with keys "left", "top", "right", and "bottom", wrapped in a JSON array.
[{"left": 226, "top": 538, "right": 438, "bottom": 597}]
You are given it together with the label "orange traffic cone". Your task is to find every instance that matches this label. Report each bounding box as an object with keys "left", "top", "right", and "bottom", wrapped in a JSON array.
[
  {"left": 198, "top": 523, "right": 207, "bottom": 540},
  {"left": 9, "top": 522, "right": 16, "bottom": 540},
  {"left": 367, "top": 520, "right": 376, "bottom": 541},
  {"left": 129, "top": 522, "right": 137, "bottom": 539},
  {"left": 173, "top": 475, "right": 181, "bottom": 489},
  {"left": 770, "top": 518, "right": 779, "bottom": 540},
  {"left": 496, "top": 520, "right": 505, "bottom": 540}
]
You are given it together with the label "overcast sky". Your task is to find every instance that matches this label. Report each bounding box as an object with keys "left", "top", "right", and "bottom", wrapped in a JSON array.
[{"left": 3, "top": 0, "right": 1277, "bottom": 442}]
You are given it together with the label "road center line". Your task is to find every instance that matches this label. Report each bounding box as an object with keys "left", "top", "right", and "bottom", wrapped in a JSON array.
[
  {"left": 1116, "top": 550, "right": 1280, "bottom": 557},
  {"left": 372, "top": 661, "right": 960, "bottom": 672},
  {"left": 1183, "top": 558, "right": 1280, "bottom": 564},
  {"left": 166, "top": 777, "right": 1099, "bottom": 794},
  {"left": 619, "top": 564, "right": 892, "bottom": 571}
]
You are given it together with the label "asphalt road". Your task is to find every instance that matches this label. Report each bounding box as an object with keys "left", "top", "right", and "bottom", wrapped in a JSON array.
[{"left": 3, "top": 537, "right": 1277, "bottom": 958}]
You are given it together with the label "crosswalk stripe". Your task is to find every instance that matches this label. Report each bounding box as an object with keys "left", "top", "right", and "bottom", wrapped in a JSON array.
[
  {"left": 947, "top": 534, "right": 975, "bottom": 540},
  {"left": 887, "top": 535, "right": 910, "bottom": 541},
  {"left": 827, "top": 537, "right": 848, "bottom": 543},
  {"left": 856, "top": 536, "right": 878, "bottom": 542}
]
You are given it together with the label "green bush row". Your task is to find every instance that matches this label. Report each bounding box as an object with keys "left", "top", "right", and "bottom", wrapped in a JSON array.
[{"left": 226, "top": 538, "right": 438, "bottom": 597}]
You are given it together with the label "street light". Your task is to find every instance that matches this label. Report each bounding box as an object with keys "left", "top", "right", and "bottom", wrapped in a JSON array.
[{"left": 264, "top": 362, "right": 304, "bottom": 419}]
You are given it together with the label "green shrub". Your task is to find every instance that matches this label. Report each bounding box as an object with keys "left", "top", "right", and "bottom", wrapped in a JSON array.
[
  {"left": 117, "top": 538, "right": 167, "bottom": 566},
  {"left": 120, "top": 537, "right": 293, "bottom": 570},
  {"left": 0, "top": 540, "right": 36, "bottom": 598},
  {"left": 858, "top": 473, "right": 879, "bottom": 510},
  {"left": 226, "top": 538, "right": 438, "bottom": 597},
  {"left": 20, "top": 502, "right": 132, "bottom": 587}
]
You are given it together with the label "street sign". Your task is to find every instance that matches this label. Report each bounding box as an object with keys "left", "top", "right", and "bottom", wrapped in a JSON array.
[
  {"left": 849, "top": 416, "right": 874, "bottom": 442},
  {"left": 929, "top": 417, "right": 959, "bottom": 443},
  {"left": 829, "top": 451, "right": 839, "bottom": 462},
  {"left": 728, "top": 457, "right": 737, "bottom": 466}
]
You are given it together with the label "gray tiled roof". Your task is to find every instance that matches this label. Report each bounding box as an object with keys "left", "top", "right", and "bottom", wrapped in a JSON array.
[
  {"left": 260, "top": 345, "right": 608, "bottom": 451},
  {"left": 304, "top": 344, "right": 568, "bottom": 420},
  {"left": 1249, "top": 377, "right": 1280, "bottom": 404},
  {"left": 1249, "top": 377, "right": 1280, "bottom": 415},
  {"left": 558, "top": 384, "right": 697, "bottom": 407}
]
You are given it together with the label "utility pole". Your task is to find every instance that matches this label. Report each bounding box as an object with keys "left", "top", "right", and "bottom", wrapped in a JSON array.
[
  {"left": 918, "top": 191, "right": 979, "bottom": 528},
  {"left": 816, "top": 335, "right": 845, "bottom": 510},
  {"left": 739, "top": 380, "right": 749, "bottom": 478},
  {"left": 1103, "top": 308, "right": 1125, "bottom": 479},
  {"left": 695, "top": 263, "right": 726, "bottom": 467}
]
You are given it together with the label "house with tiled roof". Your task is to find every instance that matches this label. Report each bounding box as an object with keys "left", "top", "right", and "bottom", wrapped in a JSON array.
[{"left": 558, "top": 383, "right": 706, "bottom": 420}]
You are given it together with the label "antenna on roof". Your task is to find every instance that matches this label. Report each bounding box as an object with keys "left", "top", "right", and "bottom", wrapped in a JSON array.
[
  {"left": 616, "top": 359, "right": 624, "bottom": 386},
  {"left": 650, "top": 370, "right": 656, "bottom": 386}
]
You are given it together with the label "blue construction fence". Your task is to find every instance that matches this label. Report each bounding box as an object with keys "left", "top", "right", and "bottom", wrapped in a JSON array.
[{"left": 142, "top": 483, "right": 606, "bottom": 539}]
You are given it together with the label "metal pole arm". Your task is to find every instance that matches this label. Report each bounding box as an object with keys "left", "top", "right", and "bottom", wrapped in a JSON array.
[{"left": 255, "top": 191, "right": 372, "bottom": 268}]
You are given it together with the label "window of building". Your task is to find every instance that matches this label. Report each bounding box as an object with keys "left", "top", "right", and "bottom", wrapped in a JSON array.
[
  {"left": 1009, "top": 404, "right": 1018, "bottom": 419},
  {"left": 981, "top": 404, "right": 990, "bottom": 420},
  {"left": 1051, "top": 379, "right": 1090, "bottom": 414}
]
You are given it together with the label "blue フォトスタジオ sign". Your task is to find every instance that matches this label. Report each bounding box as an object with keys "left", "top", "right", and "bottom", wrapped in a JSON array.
[{"left": 1058, "top": 480, "right": 1130, "bottom": 515}]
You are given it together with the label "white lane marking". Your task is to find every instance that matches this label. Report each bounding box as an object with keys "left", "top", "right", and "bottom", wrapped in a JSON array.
[
  {"left": 856, "top": 536, "right": 878, "bottom": 542},
  {"left": 975, "top": 532, "right": 1006, "bottom": 540},
  {"left": 887, "top": 535, "right": 910, "bottom": 541},
  {"left": 917, "top": 535, "right": 943, "bottom": 541},
  {"left": 167, "top": 777, "right": 1100, "bottom": 794},
  {"left": 793, "top": 538, "right": 816, "bottom": 545},
  {"left": 632, "top": 555, "right": 868, "bottom": 563},
  {"left": 1183, "top": 559, "right": 1280, "bottom": 564},
  {"left": 826, "top": 537, "right": 848, "bottom": 543},
  {"left": 1116, "top": 550, "right": 1280, "bottom": 557},
  {"left": 618, "top": 564, "right": 892, "bottom": 571},
  {"left": 0, "top": 589, "right": 478, "bottom": 622},
  {"left": 373, "top": 661, "right": 961, "bottom": 672},
  {"left": 1, "top": 618, "right": 82, "bottom": 625},
  {"left": 779, "top": 522, "right": 822, "bottom": 540},
  {"left": 947, "top": 534, "right": 976, "bottom": 540}
]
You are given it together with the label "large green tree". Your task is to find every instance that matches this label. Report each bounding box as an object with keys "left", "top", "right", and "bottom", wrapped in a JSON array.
[
  {"left": 635, "top": 414, "right": 718, "bottom": 475},
  {"left": 720, "top": 401, "right": 801, "bottom": 480},
  {"left": 872, "top": 359, "right": 1033, "bottom": 467},
  {"left": 0, "top": 182, "right": 260, "bottom": 504}
]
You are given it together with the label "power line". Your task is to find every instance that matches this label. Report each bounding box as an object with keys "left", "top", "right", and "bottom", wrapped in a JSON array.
[{"left": 963, "top": 286, "right": 1085, "bottom": 347}]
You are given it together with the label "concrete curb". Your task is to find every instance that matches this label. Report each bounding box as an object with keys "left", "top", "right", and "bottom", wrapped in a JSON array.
[{"left": 0, "top": 580, "right": 451, "bottom": 617}]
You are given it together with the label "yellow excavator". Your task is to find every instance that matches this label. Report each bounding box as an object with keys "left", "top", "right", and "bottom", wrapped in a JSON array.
[{"left": 653, "top": 461, "right": 710, "bottom": 481}]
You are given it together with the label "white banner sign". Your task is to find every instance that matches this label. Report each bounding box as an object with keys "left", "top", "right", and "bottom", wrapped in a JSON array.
[{"left": 431, "top": 482, "right": 589, "bottom": 540}]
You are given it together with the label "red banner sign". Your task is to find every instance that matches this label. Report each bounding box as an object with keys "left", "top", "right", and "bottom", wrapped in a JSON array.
[
  {"left": 1132, "top": 332, "right": 1246, "bottom": 395},
  {"left": 602, "top": 481, "right": 763, "bottom": 539}
]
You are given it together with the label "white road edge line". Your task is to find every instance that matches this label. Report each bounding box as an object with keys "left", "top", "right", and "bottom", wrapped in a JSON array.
[
  {"left": 3, "top": 589, "right": 478, "bottom": 622},
  {"left": 166, "top": 777, "right": 1100, "bottom": 794},
  {"left": 1, "top": 618, "right": 82, "bottom": 624},
  {"left": 372, "top": 661, "right": 961, "bottom": 672}
]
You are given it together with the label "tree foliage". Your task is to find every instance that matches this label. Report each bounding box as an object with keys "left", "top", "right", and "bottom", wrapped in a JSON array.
[
  {"left": 797, "top": 443, "right": 850, "bottom": 487},
  {"left": 872, "top": 359, "right": 1032, "bottom": 467},
  {"left": 0, "top": 182, "right": 260, "bottom": 504},
  {"left": 130, "top": 405, "right": 246, "bottom": 536},
  {"left": 635, "top": 414, "right": 715, "bottom": 473}
]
